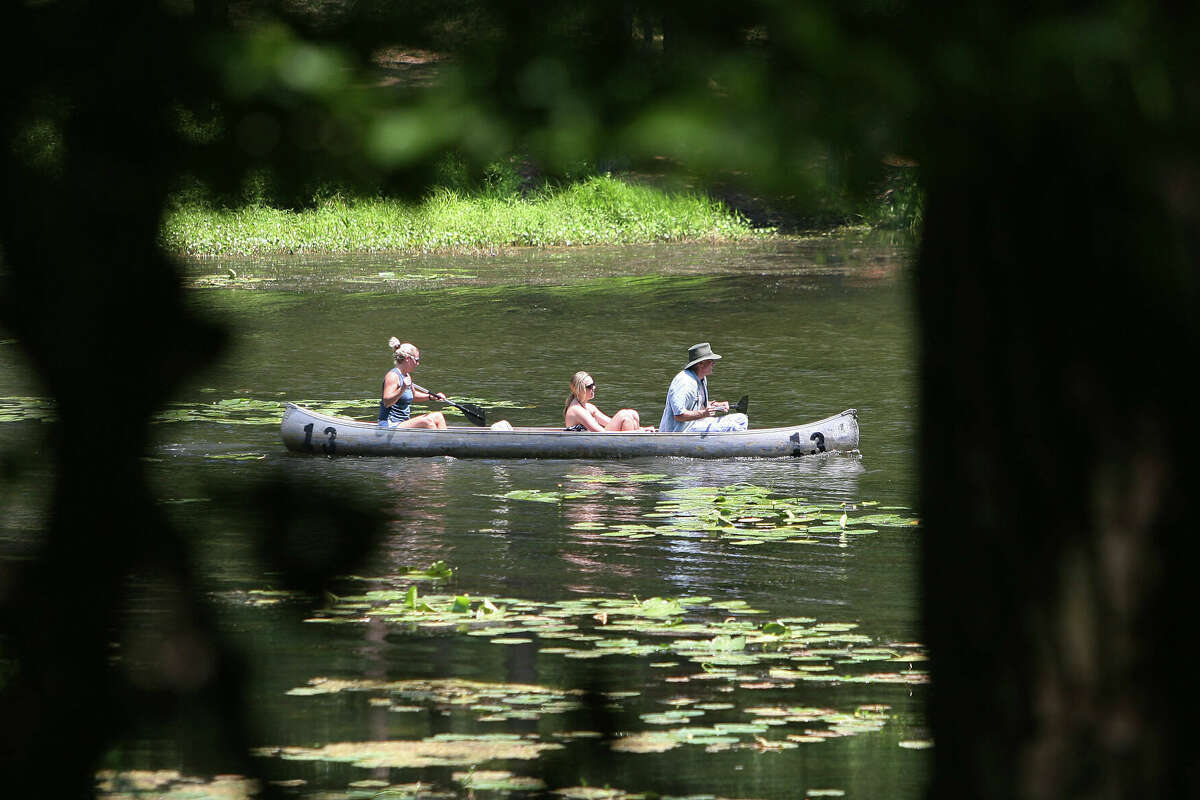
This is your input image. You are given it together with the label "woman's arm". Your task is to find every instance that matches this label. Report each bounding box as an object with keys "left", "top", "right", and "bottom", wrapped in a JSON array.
[
  {"left": 382, "top": 371, "right": 405, "bottom": 407},
  {"left": 412, "top": 385, "right": 447, "bottom": 403},
  {"left": 587, "top": 403, "right": 612, "bottom": 427},
  {"left": 565, "top": 403, "right": 606, "bottom": 431}
]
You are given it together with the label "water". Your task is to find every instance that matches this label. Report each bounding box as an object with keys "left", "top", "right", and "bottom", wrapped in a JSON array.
[{"left": 1, "top": 232, "right": 925, "bottom": 798}]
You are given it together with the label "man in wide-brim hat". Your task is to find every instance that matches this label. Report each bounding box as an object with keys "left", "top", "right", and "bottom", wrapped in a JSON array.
[{"left": 658, "top": 342, "right": 749, "bottom": 433}]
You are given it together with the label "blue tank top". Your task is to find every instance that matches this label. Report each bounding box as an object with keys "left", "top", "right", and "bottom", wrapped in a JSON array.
[{"left": 379, "top": 367, "right": 413, "bottom": 424}]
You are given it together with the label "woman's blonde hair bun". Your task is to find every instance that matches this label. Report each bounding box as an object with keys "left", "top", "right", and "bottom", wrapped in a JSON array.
[{"left": 389, "top": 338, "right": 419, "bottom": 364}]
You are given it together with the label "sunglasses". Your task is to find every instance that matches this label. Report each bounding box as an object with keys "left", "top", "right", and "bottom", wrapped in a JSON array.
[
  {"left": 408, "top": 355, "right": 420, "bottom": 363},
  {"left": 585, "top": 382, "right": 595, "bottom": 390}
]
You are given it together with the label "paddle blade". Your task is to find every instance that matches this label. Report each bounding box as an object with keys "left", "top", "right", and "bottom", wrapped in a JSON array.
[
  {"left": 731, "top": 395, "right": 749, "bottom": 414},
  {"left": 453, "top": 401, "right": 487, "bottom": 426}
]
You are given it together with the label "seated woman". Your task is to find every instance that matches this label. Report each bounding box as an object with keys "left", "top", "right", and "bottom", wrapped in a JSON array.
[
  {"left": 379, "top": 338, "right": 448, "bottom": 429},
  {"left": 563, "top": 371, "right": 654, "bottom": 432}
]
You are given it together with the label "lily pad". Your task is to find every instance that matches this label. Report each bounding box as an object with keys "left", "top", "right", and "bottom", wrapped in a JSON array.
[
  {"left": 95, "top": 771, "right": 259, "bottom": 799},
  {"left": 263, "top": 735, "right": 563, "bottom": 768},
  {"left": 566, "top": 473, "right": 669, "bottom": 483},
  {"left": 452, "top": 770, "right": 546, "bottom": 791}
]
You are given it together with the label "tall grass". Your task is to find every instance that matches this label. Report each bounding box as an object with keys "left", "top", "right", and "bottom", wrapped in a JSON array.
[{"left": 161, "top": 176, "right": 765, "bottom": 256}]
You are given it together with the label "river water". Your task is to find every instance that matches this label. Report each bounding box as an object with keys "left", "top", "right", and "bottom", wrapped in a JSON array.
[{"left": 0, "top": 232, "right": 925, "bottom": 799}]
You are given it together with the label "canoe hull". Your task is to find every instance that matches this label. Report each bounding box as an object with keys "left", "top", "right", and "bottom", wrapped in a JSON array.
[{"left": 280, "top": 404, "right": 860, "bottom": 459}]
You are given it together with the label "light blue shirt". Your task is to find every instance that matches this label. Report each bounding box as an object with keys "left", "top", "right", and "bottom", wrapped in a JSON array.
[{"left": 659, "top": 368, "right": 709, "bottom": 432}]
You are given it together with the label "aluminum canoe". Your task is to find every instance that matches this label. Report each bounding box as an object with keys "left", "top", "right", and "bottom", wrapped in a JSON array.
[{"left": 280, "top": 403, "right": 859, "bottom": 459}]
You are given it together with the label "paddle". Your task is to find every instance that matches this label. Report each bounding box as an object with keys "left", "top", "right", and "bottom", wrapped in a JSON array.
[
  {"left": 720, "top": 395, "right": 749, "bottom": 415},
  {"left": 413, "top": 383, "right": 487, "bottom": 426}
]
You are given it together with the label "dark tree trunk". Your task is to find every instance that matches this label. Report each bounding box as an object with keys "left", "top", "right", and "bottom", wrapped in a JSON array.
[
  {"left": 918, "top": 122, "right": 1200, "bottom": 798},
  {"left": 194, "top": 0, "right": 228, "bottom": 27}
]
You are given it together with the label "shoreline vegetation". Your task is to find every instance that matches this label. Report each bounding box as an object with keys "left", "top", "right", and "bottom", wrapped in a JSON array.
[
  {"left": 161, "top": 175, "right": 767, "bottom": 257},
  {"left": 161, "top": 161, "right": 921, "bottom": 257}
]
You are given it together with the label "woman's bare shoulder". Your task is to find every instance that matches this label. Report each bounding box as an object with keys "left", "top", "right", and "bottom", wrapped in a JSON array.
[{"left": 564, "top": 403, "right": 600, "bottom": 430}]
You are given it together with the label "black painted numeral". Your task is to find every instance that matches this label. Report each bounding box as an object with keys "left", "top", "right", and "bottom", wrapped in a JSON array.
[
  {"left": 302, "top": 422, "right": 315, "bottom": 452},
  {"left": 322, "top": 426, "right": 337, "bottom": 455},
  {"left": 791, "top": 430, "right": 827, "bottom": 456}
]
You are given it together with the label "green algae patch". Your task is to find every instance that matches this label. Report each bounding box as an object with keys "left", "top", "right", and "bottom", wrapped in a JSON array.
[{"left": 261, "top": 734, "right": 564, "bottom": 768}]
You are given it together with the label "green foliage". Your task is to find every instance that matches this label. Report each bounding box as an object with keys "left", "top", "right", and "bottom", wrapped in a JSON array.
[
  {"left": 432, "top": 152, "right": 526, "bottom": 198},
  {"left": 868, "top": 165, "right": 923, "bottom": 232},
  {"left": 161, "top": 175, "right": 762, "bottom": 255},
  {"left": 481, "top": 158, "right": 525, "bottom": 198}
]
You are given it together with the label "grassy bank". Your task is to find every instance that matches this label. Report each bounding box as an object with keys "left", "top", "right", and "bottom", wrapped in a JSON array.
[{"left": 161, "top": 176, "right": 766, "bottom": 256}]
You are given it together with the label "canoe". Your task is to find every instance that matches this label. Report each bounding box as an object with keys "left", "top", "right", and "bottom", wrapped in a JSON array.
[{"left": 280, "top": 403, "right": 860, "bottom": 459}]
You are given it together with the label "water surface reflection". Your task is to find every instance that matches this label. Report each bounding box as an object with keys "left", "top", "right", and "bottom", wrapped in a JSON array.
[{"left": 1, "top": 233, "right": 925, "bottom": 798}]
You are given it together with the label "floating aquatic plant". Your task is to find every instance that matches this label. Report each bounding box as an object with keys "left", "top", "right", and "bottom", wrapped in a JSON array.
[
  {"left": 548, "top": 479, "right": 920, "bottom": 544},
  {"left": 303, "top": 586, "right": 927, "bottom": 685},
  {"left": 260, "top": 734, "right": 564, "bottom": 769},
  {"left": 0, "top": 396, "right": 57, "bottom": 423},
  {"left": 492, "top": 488, "right": 599, "bottom": 503},
  {"left": 94, "top": 770, "right": 259, "bottom": 799},
  {"left": 564, "top": 473, "right": 672, "bottom": 484},
  {"left": 287, "top": 677, "right": 585, "bottom": 722},
  {"left": 453, "top": 770, "right": 546, "bottom": 792}
]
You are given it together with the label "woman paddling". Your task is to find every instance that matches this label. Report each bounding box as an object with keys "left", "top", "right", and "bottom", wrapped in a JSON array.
[
  {"left": 379, "top": 338, "right": 449, "bottom": 429},
  {"left": 564, "top": 371, "right": 654, "bottom": 432}
]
